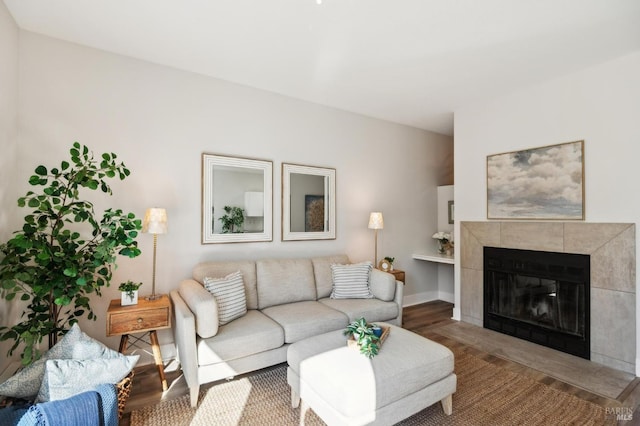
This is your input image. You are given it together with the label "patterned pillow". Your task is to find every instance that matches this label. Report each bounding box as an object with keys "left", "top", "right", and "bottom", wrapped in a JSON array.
[
  {"left": 330, "top": 261, "right": 374, "bottom": 299},
  {"left": 0, "top": 323, "right": 131, "bottom": 400},
  {"left": 204, "top": 271, "right": 248, "bottom": 325},
  {"left": 37, "top": 356, "right": 138, "bottom": 402}
]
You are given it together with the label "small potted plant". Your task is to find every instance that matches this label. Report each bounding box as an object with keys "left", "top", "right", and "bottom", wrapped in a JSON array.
[
  {"left": 344, "top": 317, "right": 382, "bottom": 358},
  {"left": 119, "top": 281, "right": 142, "bottom": 306}
]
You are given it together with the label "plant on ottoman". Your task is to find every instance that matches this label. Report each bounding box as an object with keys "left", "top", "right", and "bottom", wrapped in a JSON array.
[{"left": 344, "top": 317, "right": 383, "bottom": 358}]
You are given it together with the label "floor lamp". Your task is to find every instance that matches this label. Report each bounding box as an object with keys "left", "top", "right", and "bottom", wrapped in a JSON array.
[
  {"left": 142, "top": 208, "right": 168, "bottom": 301},
  {"left": 368, "top": 212, "right": 384, "bottom": 266}
]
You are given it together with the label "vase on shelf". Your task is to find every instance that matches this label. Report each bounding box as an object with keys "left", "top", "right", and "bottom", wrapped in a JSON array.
[{"left": 436, "top": 240, "right": 446, "bottom": 254}]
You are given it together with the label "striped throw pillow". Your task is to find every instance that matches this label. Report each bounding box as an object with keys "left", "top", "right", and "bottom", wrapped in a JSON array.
[
  {"left": 204, "top": 271, "right": 247, "bottom": 325},
  {"left": 330, "top": 262, "right": 374, "bottom": 299}
]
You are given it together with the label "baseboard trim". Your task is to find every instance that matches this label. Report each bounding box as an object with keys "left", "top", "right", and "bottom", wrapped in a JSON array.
[
  {"left": 438, "top": 291, "right": 454, "bottom": 304},
  {"left": 402, "top": 291, "right": 438, "bottom": 307}
]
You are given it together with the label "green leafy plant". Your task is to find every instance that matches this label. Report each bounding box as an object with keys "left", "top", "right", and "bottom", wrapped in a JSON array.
[
  {"left": 219, "top": 206, "right": 244, "bottom": 233},
  {"left": 384, "top": 256, "right": 395, "bottom": 265},
  {"left": 344, "top": 317, "right": 381, "bottom": 358},
  {"left": 118, "top": 281, "right": 142, "bottom": 299},
  {"left": 0, "top": 142, "right": 142, "bottom": 365}
]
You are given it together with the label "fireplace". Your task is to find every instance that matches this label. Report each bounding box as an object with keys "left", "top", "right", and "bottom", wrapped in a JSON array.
[{"left": 484, "top": 246, "right": 590, "bottom": 359}]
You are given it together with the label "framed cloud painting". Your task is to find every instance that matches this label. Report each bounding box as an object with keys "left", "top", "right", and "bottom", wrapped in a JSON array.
[{"left": 487, "top": 140, "right": 584, "bottom": 220}]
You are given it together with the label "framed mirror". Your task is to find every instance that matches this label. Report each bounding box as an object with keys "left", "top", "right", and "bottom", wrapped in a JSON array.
[
  {"left": 282, "top": 163, "right": 336, "bottom": 241},
  {"left": 202, "top": 153, "right": 273, "bottom": 244}
]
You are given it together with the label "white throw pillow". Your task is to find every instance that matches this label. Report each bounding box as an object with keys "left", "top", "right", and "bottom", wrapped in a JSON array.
[
  {"left": 0, "top": 323, "right": 127, "bottom": 400},
  {"left": 37, "top": 356, "right": 138, "bottom": 402},
  {"left": 204, "top": 271, "right": 248, "bottom": 325},
  {"left": 330, "top": 261, "right": 374, "bottom": 299}
]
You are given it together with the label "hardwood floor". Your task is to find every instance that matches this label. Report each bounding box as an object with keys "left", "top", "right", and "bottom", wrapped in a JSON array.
[{"left": 121, "top": 301, "right": 640, "bottom": 425}]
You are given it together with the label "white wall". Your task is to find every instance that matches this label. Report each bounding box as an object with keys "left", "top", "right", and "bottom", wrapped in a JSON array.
[
  {"left": 0, "top": 1, "right": 20, "bottom": 374},
  {"left": 454, "top": 51, "right": 640, "bottom": 374},
  {"left": 1, "top": 31, "right": 452, "bottom": 365},
  {"left": 437, "top": 185, "right": 454, "bottom": 302}
]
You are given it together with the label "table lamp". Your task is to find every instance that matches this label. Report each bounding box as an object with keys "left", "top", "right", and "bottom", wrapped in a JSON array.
[
  {"left": 368, "top": 212, "right": 384, "bottom": 266},
  {"left": 142, "top": 207, "right": 167, "bottom": 301}
]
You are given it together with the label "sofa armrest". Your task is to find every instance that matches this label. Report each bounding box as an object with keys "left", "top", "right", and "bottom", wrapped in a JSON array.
[
  {"left": 369, "top": 269, "right": 396, "bottom": 301},
  {"left": 393, "top": 280, "right": 404, "bottom": 326},
  {"left": 178, "top": 279, "right": 219, "bottom": 338},
  {"left": 170, "top": 289, "right": 199, "bottom": 391},
  {"left": 369, "top": 269, "right": 404, "bottom": 326}
]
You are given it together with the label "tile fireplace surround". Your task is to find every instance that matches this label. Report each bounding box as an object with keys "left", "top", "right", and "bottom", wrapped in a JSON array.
[{"left": 460, "top": 221, "right": 636, "bottom": 374}]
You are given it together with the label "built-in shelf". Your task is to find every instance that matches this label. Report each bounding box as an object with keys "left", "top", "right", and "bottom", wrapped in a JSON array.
[{"left": 412, "top": 252, "right": 455, "bottom": 264}]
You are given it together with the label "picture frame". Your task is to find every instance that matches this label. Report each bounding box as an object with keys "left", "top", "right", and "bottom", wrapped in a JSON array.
[
  {"left": 202, "top": 153, "right": 273, "bottom": 243},
  {"left": 448, "top": 200, "right": 454, "bottom": 224},
  {"left": 282, "top": 163, "right": 336, "bottom": 241},
  {"left": 486, "top": 140, "right": 584, "bottom": 220}
]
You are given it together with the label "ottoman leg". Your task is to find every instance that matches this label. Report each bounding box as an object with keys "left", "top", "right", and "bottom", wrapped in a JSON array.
[
  {"left": 441, "top": 394, "right": 453, "bottom": 415},
  {"left": 291, "top": 389, "right": 301, "bottom": 408}
]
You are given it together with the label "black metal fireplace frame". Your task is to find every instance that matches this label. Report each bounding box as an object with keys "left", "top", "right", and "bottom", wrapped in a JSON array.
[{"left": 483, "top": 246, "right": 590, "bottom": 359}]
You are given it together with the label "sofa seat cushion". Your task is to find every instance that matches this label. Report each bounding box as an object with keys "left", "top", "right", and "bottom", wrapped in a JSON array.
[
  {"left": 197, "top": 310, "right": 284, "bottom": 365},
  {"left": 319, "top": 298, "right": 399, "bottom": 323},
  {"left": 261, "top": 301, "right": 348, "bottom": 343}
]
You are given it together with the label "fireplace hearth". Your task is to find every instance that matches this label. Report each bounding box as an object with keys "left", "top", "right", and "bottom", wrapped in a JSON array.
[{"left": 484, "top": 246, "right": 590, "bottom": 359}]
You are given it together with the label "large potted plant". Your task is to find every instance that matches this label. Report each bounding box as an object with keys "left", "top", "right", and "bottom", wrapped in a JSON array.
[{"left": 0, "top": 142, "right": 142, "bottom": 365}]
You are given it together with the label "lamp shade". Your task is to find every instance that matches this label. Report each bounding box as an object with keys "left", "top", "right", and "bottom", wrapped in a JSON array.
[
  {"left": 142, "top": 208, "right": 168, "bottom": 234},
  {"left": 368, "top": 212, "right": 384, "bottom": 230}
]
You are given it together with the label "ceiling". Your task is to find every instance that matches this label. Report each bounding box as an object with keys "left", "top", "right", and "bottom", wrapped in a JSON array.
[{"left": 4, "top": 0, "right": 640, "bottom": 136}]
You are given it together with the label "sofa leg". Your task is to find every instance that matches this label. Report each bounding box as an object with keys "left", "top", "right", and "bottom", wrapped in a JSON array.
[
  {"left": 291, "top": 389, "right": 300, "bottom": 408},
  {"left": 190, "top": 386, "right": 200, "bottom": 408},
  {"left": 440, "top": 394, "right": 453, "bottom": 415}
]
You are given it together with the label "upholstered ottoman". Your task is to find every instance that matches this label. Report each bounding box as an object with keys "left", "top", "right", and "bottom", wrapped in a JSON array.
[{"left": 287, "top": 323, "right": 456, "bottom": 426}]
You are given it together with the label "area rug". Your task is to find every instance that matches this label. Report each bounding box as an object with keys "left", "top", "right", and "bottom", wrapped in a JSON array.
[{"left": 131, "top": 350, "right": 615, "bottom": 426}]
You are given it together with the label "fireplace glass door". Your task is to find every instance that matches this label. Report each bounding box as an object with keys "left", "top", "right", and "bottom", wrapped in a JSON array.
[
  {"left": 486, "top": 272, "right": 585, "bottom": 337},
  {"left": 484, "top": 247, "right": 590, "bottom": 359}
]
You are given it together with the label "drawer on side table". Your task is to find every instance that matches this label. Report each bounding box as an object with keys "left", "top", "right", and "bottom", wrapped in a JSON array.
[{"left": 106, "top": 295, "right": 171, "bottom": 337}]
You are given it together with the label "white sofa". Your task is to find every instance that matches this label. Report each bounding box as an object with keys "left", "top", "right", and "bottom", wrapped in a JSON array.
[{"left": 170, "top": 254, "right": 403, "bottom": 407}]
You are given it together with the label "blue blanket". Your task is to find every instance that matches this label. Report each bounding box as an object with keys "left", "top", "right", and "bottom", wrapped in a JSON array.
[{"left": 0, "top": 384, "right": 117, "bottom": 426}]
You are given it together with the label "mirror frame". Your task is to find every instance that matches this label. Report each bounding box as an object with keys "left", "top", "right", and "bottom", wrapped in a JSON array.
[
  {"left": 282, "top": 163, "right": 336, "bottom": 241},
  {"left": 202, "top": 153, "right": 273, "bottom": 244}
]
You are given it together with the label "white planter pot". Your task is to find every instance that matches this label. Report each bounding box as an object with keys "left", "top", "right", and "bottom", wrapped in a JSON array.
[{"left": 121, "top": 290, "right": 138, "bottom": 306}]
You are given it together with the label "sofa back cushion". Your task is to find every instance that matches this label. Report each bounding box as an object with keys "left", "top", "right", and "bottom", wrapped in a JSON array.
[
  {"left": 193, "top": 261, "right": 258, "bottom": 310},
  {"left": 256, "top": 258, "right": 316, "bottom": 309},
  {"left": 311, "top": 254, "right": 350, "bottom": 298}
]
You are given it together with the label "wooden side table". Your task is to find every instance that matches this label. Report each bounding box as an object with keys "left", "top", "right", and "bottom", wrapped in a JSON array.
[
  {"left": 387, "top": 269, "right": 405, "bottom": 284},
  {"left": 107, "top": 294, "right": 172, "bottom": 391}
]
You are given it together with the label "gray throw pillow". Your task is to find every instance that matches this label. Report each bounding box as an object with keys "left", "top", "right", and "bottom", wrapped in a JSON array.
[
  {"left": 330, "top": 261, "right": 374, "bottom": 299},
  {"left": 204, "top": 271, "right": 248, "bottom": 325}
]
